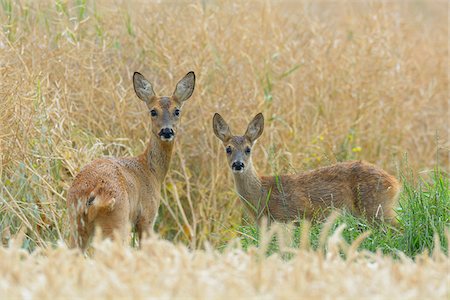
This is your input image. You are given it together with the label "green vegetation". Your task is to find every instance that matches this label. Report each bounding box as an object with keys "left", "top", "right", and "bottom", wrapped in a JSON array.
[{"left": 238, "top": 169, "right": 449, "bottom": 257}]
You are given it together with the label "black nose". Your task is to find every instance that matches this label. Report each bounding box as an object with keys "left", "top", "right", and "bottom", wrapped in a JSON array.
[
  {"left": 232, "top": 161, "right": 245, "bottom": 171},
  {"left": 159, "top": 128, "right": 174, "bottom": 139}
]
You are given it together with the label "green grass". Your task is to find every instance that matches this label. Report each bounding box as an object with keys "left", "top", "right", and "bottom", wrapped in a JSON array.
[
  {"left": 237, "top": 168, "right": 449, "bottom": 257},
  {"left": 2, "top": 161, "right": 448, "bottom": 258},
  {"left": 2, "top": 163, "right": 448, "bottom": 257}
]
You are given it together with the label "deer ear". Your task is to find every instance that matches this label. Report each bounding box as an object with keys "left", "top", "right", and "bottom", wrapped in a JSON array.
[
  {"left": 173, "top": 71, "right": 195, "bottom": 103},
  {"left": 212, "top": 113, "right": 232, "bottom": 142},
  {"left": 245, "top": 113, "right": 264, "bottom": 143},
  {"left": 133, "top": 72, "right": 155, "bottom": 104}
]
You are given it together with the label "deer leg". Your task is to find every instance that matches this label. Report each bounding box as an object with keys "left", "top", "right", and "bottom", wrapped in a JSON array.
[{"left": 136, "top": 217, "right": 152, "bottom": 248}]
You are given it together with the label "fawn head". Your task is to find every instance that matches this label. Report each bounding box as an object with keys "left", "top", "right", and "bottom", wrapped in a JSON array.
[
  {"left": 213, "top": 113, "right": 264, "bottom": 173},
  {"left": 133, "top": 71, "right": 195, "bottom": 142}
]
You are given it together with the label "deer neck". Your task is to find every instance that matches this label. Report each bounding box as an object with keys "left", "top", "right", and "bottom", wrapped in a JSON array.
[
  {"left": 143, "top": 133, "right": 174, "bottom": 182},
  {"left": 233, "top": 161, "right": 263, "bottom": 212}
]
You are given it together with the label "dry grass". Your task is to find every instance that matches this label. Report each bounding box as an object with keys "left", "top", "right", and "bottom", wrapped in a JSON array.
[
  {"left": 0, "top": 0, "right": 448, "bottom": 249},
  {"left": 1, "top": 224, "right": 449, "bottom": 300},
  {"left": 0, "top": 2, "right": 449, "bottom": 298}
]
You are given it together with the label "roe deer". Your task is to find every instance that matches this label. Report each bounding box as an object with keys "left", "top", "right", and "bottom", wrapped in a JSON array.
[
  {"left": 67, "top": 71, "right": 195, "bottom": 250},
  {"left": 212, "top": 113, "right": 400, "bottom": 225}
]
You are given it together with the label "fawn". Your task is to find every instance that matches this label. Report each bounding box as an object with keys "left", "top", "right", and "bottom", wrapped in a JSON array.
[
  {"left": 67, "top": 71, "right": 195, "bottom": 250},
  {"left": 212, "top": 113, "right": 400, "bottom": 224}
]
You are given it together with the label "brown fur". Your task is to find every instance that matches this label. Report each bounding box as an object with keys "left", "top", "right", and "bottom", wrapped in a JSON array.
[
  {"left": 67, "top": 71, "right": 195, "bottom": 250},
  {"left": 213, "top": 113, "right": 400, "bottom": 225}
]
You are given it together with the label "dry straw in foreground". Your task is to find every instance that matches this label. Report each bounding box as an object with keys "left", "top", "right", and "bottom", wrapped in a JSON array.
[{"left": 0, "top": 224, "right": 449, "bottom": 300}]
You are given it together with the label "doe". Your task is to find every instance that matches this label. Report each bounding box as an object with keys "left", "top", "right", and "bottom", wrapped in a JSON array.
[
  {"left": 67, "top": 71, "right": 195, "bottom": 250},
  {"left": 212, "top": 113, "right": 400, "bottom": 225}
]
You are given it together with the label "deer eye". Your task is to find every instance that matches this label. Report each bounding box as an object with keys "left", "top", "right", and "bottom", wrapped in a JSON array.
[
  {"left": 245, "top": 147, "right": 251, "bottom": 154},
  {"left": 226, "top": 146, "right": 232, "bottom": 155},
  {"left": 174, "top": 108, "right": 180, "bottom": 117},
  {"left": 150, "top": 109, "right": 158, "bottom": 117}
]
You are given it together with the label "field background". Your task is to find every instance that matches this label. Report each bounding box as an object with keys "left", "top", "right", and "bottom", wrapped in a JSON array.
[
  {"left": 0, "top": 1, "right": 449, "bottom": 298},
  {"left": 0, "top": 0, "right": 448, "bottom": 251}
]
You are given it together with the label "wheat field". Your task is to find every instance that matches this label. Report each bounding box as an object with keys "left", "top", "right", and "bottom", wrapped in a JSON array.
[
  {"left": 0, "top": 0, "right": 449, "bottom": 298},
  {"left": 1, "top": 223, "right": 449, "bottom": 299}
]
